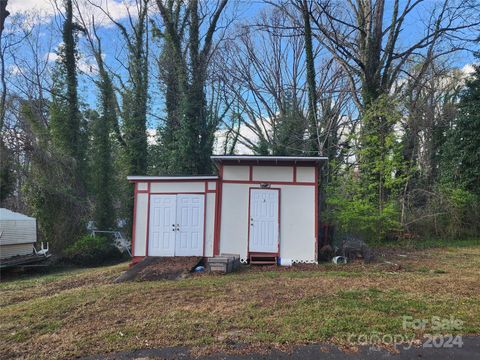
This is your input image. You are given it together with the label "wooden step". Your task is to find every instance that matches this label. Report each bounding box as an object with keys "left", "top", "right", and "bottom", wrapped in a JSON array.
[{"left": 249, "top": 254, "right": 277, "bottom": 265}]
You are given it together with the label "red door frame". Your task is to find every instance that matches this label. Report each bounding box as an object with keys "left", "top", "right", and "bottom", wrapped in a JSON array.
[
  {"left": 146, "top": 192, "right": 207, "bottom": 257},
  {"left": 247, "top": 187, "right": 281, "bottom": 258},
  {"left": 130, "top": 179, "right": 213, "bottom": 262}
]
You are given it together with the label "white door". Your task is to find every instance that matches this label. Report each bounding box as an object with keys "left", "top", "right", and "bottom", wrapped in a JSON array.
[
  {"left": 249, "top": 189, "right": 279, "bottom": 253},
  {"left": 175, "top": 194, "right": 204, "bottom": 256},
  {"left": 148, "top": 195, "right": 176, "bottom": 256}
]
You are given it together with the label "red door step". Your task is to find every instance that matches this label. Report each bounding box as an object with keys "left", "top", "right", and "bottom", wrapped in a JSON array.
[{"left": 249, "top": 254, "right": 277, "bottom": 265}]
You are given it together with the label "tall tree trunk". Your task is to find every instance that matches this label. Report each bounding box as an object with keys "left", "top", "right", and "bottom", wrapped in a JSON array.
[
  {"left": 0, "top": 0, "right": 10, "bottom": 131},
  {"left": 63, "top": 0, "right": 83, "bottom": 165},
  {"left": 301, "top": 0, "right": 319, "bottom": 155}
]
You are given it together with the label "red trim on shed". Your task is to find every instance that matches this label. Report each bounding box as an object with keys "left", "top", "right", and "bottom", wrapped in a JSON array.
[
  {"left": 222, "top": 179, "right": 315, "bottom": 186},
  {"left": 213, "top": 164, "right": 223, "bottom": 256},
  {"left": 315, "top": 166, "right": 319, "bottom": 262},
  {"left": 149, "top": 192, "right": 205, "bottom": 195},
  {"left": 131, "top": 183, "right": 138, "bottom": 257},
  {"left": 203, "top": 183, "right": 208, "bottom": 257},
  {"left": 130, "top": 256, "right": 145, "bottom": 266},
  {"left": 145, "top": 183, "right": 151, "bottom": 256}
]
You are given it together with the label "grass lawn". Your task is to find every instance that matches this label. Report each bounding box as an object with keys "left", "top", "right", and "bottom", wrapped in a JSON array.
[{"left": 1, "top": 243, "right": 479, "bottom": 359}]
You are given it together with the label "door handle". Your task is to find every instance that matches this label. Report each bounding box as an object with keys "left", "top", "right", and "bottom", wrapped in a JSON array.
[{"left": 176, "top": 224, "right": 180, "bottom": 231}]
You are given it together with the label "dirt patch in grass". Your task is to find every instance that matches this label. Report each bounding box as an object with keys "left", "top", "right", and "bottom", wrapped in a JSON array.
[{"left": 115, "top": 256, "right": 203, "bottom": 282}]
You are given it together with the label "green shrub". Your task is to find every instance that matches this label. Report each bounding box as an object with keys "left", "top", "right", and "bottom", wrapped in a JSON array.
[
  {"left": 65, "top": 235, "right": 124, "bottom": 266},
  {"left": 325, "top": 172, "right": 401, "bottom": 243}
]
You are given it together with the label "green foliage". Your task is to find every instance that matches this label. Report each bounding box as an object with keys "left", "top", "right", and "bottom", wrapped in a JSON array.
[
  {"left": 154, "top": 0, "right": 227, "bottom": 176},
  {"left": 441, "top": 62, "right": 480, "bottom": 196},
  {"left": 326, "top": 95, "right": 408, "bottom": 241},
  {"left": 272, "top": 94, "right": 307, "bottom": 155},
  {"left": 406, "top": 185, "right": 480, "bottom": 239},
  {"left": 359, "top": 95, "right": 409, "bottom": 203},
  {"left": 50, "top": 0, "right": 85, "bottom": 172},
  {"left": 325, "top": 170, "right": 401, "bottom": 242},
  {"left": 65, "top": 235, "right": 123, "bottom": 266},
  {"left": 23, "top": 135, "right": 88, "bottom": 253},
  {"left": 0, "top": 139, "right": 14, "bottom": 203},
  {"left": 23, "top": 1, "right": 88, "bottom": 253},
  {"left": 88, "top": 109, "right": 115, "bottom": 230},
  {"left": 116, "top": 6, "right": 149, "bottom": 233}
]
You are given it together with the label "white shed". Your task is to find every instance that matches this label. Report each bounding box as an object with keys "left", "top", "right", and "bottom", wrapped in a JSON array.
[
  {"left": 0, "top": 208, "right": 37, "bottom": 260},
  {"left": 128, "top": 156, "right": 326, "bottom": 265}
]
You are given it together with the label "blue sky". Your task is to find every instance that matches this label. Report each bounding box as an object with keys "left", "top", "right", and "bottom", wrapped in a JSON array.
[{"left": 5, "top": 0, "right": 478, "bottom": 133}]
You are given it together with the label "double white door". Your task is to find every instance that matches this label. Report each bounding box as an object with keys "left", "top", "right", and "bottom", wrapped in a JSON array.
[
  {"left": 148, "top": 194, "right": 204, "bottom": 256},
  {"left": 249, "top": 189, "right": 279, "bottom": 253}
]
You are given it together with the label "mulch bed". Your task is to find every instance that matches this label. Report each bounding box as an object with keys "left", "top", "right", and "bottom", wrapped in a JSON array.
[{"left": 115, "top": 256, "right": 202, "bottom": 282}]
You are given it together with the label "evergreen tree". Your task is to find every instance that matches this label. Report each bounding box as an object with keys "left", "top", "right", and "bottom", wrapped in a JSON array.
[
  {"left": 50, "top": 0, "right": 84, "bottom": 172},
  {"left": 442, "top": 61, "right": 480, "bottom": 196},
  {"left": 24, "top": 0, "right": 87, "bottom": 252},
  {"left": 23, "top": 101, "right": 87, "bottom": 253},
  {"left": 156, "top": 0, "right": 228, "bottom": 175},
  {"left": 273, "top": 94, "right": 306, "bottom": 156}
]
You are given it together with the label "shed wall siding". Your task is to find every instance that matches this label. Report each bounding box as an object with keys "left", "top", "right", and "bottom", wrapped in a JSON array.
[
  {"left": 223, "top": 165, "right": 249, "bottom": 181},
  {"left": 207, "top": 181, "right": 216, "bottom": 190},
  {"left": 279, "top": 185, "right": 315, "bottom": 262},
  {"left": 219, "top": 183, "right": 249, "bottom": 259},
  {"left": 219, "top": 182, "right": 316, "bottom": 262},
  {"left": 296, "top": 166, "right": 315, "bottom": 182},
  {"left": 137, "top": 182, "right": 148, "bottom": 191},
  {"left": 0, "top": 243, "right": 34, "bottom": 260},
  {"left": 252, "top": 166, "right": 293, "bottom": 182},
  {"left": 134, "top": 193, "right": 148, "bottom": 256},
  {"left": 205, "top": 193, "right": 216, "bottom": 257},
  {"left": 150, "top": 182, "right": 204, "bottom": 193},
  {"left": 0, "top": 220, "right": 37, "bottom": 245}
]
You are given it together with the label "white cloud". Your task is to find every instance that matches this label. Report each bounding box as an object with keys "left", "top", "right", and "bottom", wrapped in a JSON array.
[
  {"left": 45, "top": 50, "right": 99, "bottom": 74},
  {"left": 8, "top": 0, "right": 57, "bottom": 17},
  {"left": 45, "top": 51, "right": 59, "bottom": 62},
  {"left": 461, "top": 64, "right": 476, "bottom": 76},
  {"left": 8, "top": 0, "right": 137, "bottom": 26},
  {"left": 74, "top": 0, "right": 138, "bottom": 28},
  {"left": 146, "top": 126, "right": 255, "bottom": 154},
  {"left": 147, "top": 128, "right": 157, "bottom": 145},
  {"left": 214, "top": 125, "right": 258, "bottom": 155},
  {"left": 7, "top": 64, "right": 23, "bottom": 76}
]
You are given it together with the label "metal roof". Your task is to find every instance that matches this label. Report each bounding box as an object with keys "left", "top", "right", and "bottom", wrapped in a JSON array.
[
  {"left": 210, "top": 155, "right": 327, "bottom": 165},
  {"left": 127, "top": 176, "right": 219, "bottom": 181},
  {"left": 0, "top": 208, "right": 36, "bottom": 221}
]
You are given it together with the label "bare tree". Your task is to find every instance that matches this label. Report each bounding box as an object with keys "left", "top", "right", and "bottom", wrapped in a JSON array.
[
  {"left": 219, "top": 7, "right": 353, "bottom": 158},
  {"left": 0, "top": 0, "right": 11, "bottom": 130},
  {"left": 305, "top": 0, "right": 480, "bottom": 109}
]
